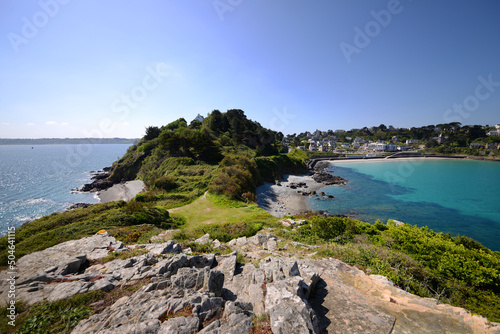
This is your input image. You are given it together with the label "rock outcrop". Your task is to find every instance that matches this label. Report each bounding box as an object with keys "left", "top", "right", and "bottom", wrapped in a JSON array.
[
  {"left": 78, "top": 167, "right": 114, "bottom": 192},
  {"left": 1, "top": 231, "right": 499, "bottom": 333}
]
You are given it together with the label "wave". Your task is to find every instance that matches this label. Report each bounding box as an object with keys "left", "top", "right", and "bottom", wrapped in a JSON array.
[{"left": 24, "top": 198, "right": 56, "bottom": 205}]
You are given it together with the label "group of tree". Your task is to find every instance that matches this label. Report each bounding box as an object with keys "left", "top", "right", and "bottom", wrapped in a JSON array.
[
  {"left": 109, "top": 109, "right": 297, "bottom": 201},
  {"left": 286, "top": 122, "right": 499, "bottom": 149}
]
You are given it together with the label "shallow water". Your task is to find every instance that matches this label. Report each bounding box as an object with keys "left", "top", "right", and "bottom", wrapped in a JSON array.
[{"left": 308, "top": 159, "right": 500, "bottom": 251}]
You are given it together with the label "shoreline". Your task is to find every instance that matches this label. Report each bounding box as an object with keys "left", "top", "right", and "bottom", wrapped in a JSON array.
[
  {"left": 256, "top": 155, "right": 499, "bottom": 218},
  {"left": 256, "top": 174, "right": 325, "bottom": 217},
  {"left": 96, "top": 180, "right": 146, "bottom": 203}
]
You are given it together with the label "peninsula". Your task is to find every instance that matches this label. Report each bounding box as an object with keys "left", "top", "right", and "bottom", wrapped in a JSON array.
[{"left": 1, "top": 110, "right": 499, "bottom": 333}]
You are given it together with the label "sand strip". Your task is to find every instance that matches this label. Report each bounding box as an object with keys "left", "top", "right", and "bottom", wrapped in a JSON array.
[
  {"left": 97, "top": 180, "right": 146, "bottom": 203},
  {"left": 256, "top": 174, "right": 324, "bottom": 218}
]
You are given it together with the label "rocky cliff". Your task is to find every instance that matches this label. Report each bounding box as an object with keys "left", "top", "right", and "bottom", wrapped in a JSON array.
[{"left": 1, "top": 232, "right": 499, "bottom": 333}]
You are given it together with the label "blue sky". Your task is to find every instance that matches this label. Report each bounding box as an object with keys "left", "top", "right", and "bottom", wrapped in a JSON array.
[{"left": 1, "top": 0, "right": 499, "bottom": 138}]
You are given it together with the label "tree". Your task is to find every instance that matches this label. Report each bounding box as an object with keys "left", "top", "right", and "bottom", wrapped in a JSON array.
[{"left": 144, "top": 126, "right": 161, "bottom": 140}]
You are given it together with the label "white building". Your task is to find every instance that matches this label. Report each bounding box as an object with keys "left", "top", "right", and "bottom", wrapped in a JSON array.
[
  {"left": 194, "top": 114, "right": 204, "bottom": 123},
  {"left": 406, "top": 139, "right": 419, "bottom": 144},
  {"left": 487, "top": 130, "right": 499, "bottom": 136}
]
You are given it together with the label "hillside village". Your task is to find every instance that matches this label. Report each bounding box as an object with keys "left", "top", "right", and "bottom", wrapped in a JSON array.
[{"left": 284, "top": 123, "right": 500, "bottom": 155}]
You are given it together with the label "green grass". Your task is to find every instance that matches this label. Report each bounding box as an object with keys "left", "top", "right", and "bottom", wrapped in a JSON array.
[
  {"left": 1, "top": 279, "right": 150, "bottom": 334},
  {"left": 0, "top": 291, "right": 104, "bottom": 334},
  {"left": 169, "top": 193, "right": 275, "bottom": 236},
  {"left": 0, "top": 201, "right": 178, "bottom": 266}
]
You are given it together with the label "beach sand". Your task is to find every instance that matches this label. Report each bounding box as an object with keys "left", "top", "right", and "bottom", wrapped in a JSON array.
[
  {"left": 97, "top": 180, "right": 146, "bottom": 203},
  {"left": 256, "top": 174, "right": 325, "bottom": 217}
]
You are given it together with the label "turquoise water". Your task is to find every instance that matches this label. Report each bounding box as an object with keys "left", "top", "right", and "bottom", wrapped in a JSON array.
[
  {"left": 0, "top": 144, "right": 132, "bottom": 235},
  {"left": 308, "top": 159, "right": 500, "bottom": 251}
]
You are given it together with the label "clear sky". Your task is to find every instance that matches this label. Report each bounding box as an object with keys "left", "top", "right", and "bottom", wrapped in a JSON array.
[{"left": 1, "top": 0, "right": 499, "bottom": 138}]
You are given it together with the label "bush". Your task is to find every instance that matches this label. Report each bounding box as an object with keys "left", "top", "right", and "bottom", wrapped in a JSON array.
[
  {"left": 154, "top": 175, "right": 178, "bottom": 190},
  {"left": 310, "top": 216, "right": 347, "bottom": 240},
  {"left": 196, "top": 222, "right": 262, "bottom": 242}
]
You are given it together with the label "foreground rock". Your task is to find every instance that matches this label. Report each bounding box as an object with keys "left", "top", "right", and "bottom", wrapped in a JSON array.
[{"left": 1, "top": 232, "right": 499, "bottom": 333}]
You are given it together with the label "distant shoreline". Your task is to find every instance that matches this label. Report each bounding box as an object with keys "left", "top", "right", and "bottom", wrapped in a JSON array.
[{"left": 0, "top": 138, "right": 139, "bottom": 145}]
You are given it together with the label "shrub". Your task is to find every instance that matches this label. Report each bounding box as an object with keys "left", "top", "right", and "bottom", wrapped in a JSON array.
[
  {"left": 310, "top": 216, "right": 347, "bottom": 240},
  {"left": 154, "top": 175, "right": 178, "bottom": 190},
  {"left": 196, "top": 222, "right": 262, "bottom": 242}
]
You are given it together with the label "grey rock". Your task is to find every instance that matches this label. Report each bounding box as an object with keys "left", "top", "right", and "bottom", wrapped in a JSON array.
[
  {"left": 159, "top": 316, "right": 199, "bottom": 334},
  {"left": 235, "top": 236, "right": 248, "bottom": 246},
  {"left": 188, "top": 254, "right": 215, "bottom": 269},
  {"left": 194, "top": 233, "right": 212, "bottom": 245},
  {"left": 270, "top": 303, "right": 319, "bottom": 334},
  {"left": 212, "top": 239, "right": 222, "bottom": 249},
  {"left": 266, "top": 239, "right": 278, "bottom": 252}
]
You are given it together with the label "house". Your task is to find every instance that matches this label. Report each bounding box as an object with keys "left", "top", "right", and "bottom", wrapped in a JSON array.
[
  {"left": 327, "top": 141, "right": 337, "bottom": 148},
  {"left": 434, "top": 134, "right": 446, "bottom": 145},
  {"left": 367, "top": 142, "right": 387, "bottom": 151},
  {"left": 469, "top": 143, "right": 482, "bottom": 149},
  {"left": 194, "top": 114, "right": 204, "bottom": 123},
  {"left": 485, "top": 143, "right": 499, "bottom": 150},
  {"left": 308, "top": 143, "right": 317, "bottom": 151},
  {"left": 397, "top": 145, "right": 412, "bottom": 151},
  {"left": 391, "top": 136, "right": 398, "bottom": 143},
  {"left": 487, "top": 130, "right": 499, "bottom": 136},
  {"left": 495, "top": 124, "right": 500, "bottom": 130},
  {"left": 298, "top": 146, "right": 306, "bottom": 151},
  {"left": 406, "top": 139, "right": 419, "bottom": 144},
  {"left": 386, "top": 143, "right": 398, "bottom": 152},
  {"left": 318, "top": 144, "right": 329, "bottom": 152}
]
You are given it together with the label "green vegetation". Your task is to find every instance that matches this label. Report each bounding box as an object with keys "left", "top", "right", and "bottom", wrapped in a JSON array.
[
  {"left": 0, "top": 291, "right": 104, "bottom": 334},
  {"left": 1, "top": 280, "right": 150, "bottom": 333},
  {"left": 0, "top": 201, "right": 181, "bottom": 266},
  {"left": 288, "top": 122, "right": 500, "bottom": 157},
  {"left": 1, "top": 110, "right": 499, "bottom": 324},
  {"left": 169, "top": 192, "right": 273, "bottom": 239},
  {"left": 279, "top": 216, "right": 500, "bottom": 322},
  {"left": 0, "top": 110, "right": 296, "bottom": 264}
]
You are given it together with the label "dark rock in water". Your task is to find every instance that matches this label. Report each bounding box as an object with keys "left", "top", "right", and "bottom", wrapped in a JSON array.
[
  {"left": 327, "top": 195, "right": 335, "bottom": 199},
  {"left": 312, "top": 172, "right": 347, "bottom": 186},
  {"left": 79, "top": 179, "right": 114, "bottom": 192},
  {"left": 79, "top": 167, "right": 114, "bottom": 193},
  {"left": 68, "top": 203, "right": 91, "bottom": 210},
  {"left": 320, "top": 192, "right": 326, "bottom": 196}
]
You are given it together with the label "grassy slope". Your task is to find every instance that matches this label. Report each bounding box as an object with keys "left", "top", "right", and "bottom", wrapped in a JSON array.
[{"left": 169, "top": 192, "right": 275, "bottom": 235}]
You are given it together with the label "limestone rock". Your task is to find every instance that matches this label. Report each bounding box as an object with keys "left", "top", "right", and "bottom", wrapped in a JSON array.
[{"left": 194, "top": 233, "right": 212, "bottom": 245}]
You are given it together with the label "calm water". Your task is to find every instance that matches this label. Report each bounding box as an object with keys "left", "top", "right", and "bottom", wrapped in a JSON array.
[
  {"left": 0, "top": 144, "right": 132, "bottom": 234},
  {"left": 309, "top": 159, "right": 500, "bottom": 251}
]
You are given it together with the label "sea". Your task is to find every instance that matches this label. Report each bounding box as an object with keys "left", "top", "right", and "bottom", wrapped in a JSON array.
[
  {"left": 309, "top": 158, "right": 500, "bottom": 252},
  {"left": 0, "top": 144, "right": 132, "bottom": 235}
]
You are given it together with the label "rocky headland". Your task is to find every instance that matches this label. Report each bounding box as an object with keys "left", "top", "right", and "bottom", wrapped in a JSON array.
[{"left": 2, "top": 229, "right": 498, "bottom": 333}]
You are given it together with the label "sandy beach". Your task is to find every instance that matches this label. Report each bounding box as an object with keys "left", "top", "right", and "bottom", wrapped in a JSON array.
[
  {"left": 256, "top": 174, "right": 325, "bottom": 217},
  {"left": 97, "top": 180, "right": 146, "bottom": 203}
]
